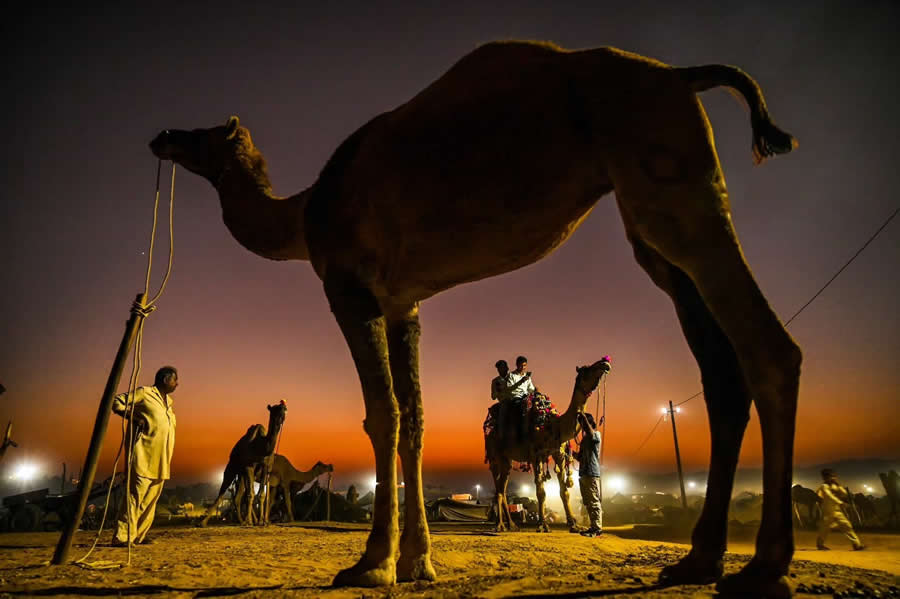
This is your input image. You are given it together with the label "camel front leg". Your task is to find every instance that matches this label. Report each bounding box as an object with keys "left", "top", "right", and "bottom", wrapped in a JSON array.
[
  {"left": 533, "top": 461, "right": 549, "bottom": 533},
  {"left": 386, "top": 306, "right": 436, "bottom": 582},
  {"left": 327, "top": 275, "right": 399, "bottom": 587},
  {"left": 283, "top": 482, "right": 295, "bottom": 522},
  {"left": 245, "top": 466, "right": 258, "bottom": 526},
  {"left": 553, "top": 452, "right": 577, "bottom": 531}
]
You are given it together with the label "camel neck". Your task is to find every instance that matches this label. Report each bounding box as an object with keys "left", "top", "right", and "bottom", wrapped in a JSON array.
[
  {"left": 559, "top": 382, "right": 592, "bottom": 439},
  {"left": 217, "top": 167, "right": 311, "bottom": 261}
]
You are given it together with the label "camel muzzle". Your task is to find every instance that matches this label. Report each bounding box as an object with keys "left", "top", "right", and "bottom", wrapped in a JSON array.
[{"left": 149, "top": 131, "right": 173, "bottom": 159}]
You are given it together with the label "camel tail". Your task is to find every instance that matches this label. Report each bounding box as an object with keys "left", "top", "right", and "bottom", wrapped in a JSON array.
[{"left": 677, "top": 64, "right": 798, "bottom": 164}]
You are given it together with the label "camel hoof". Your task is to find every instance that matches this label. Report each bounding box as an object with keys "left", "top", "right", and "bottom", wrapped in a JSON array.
[
  {"left": 657, "top": 552, "right": 723, "bottom": 586},
  {"left": 332, "top": 559, "right": 396, "bottom": 588},
  {"left": 715, "top": 565, "right": 792, "bottom": 599},
  {"left": 397, "top": 553, "right": 436, "bottom": 582}
]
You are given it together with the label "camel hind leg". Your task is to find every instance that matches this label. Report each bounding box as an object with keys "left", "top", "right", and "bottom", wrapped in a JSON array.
[
  {"left": 199, "top": 464, "right": 240, "bottom": 527},
  {"left": 609, "top": 109, "right": 800, "bottom": 597},
  {"left": 386, "top": 304, "right": 436, "bottom": 582},
  {"left": 552, "top": 451, "right": 578, "bottom": 530},
  {"left": 629, "top": 239, "right": 752, "bottom": 585},
  {"left": 326, "top": 273, "right": 399, "bottom": 587},
  {"left": 533, "top": 460, "right": 550, "bottom": 533},
  {"left": 490, "top": 455, "right": 514, "bottom": 532}
]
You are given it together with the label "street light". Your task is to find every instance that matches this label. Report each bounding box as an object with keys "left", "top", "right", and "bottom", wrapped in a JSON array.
[
  {"left": 608, "top": 475, "right": 627, "bottom": 493},
  {"left": 474, "top": 484, "right": 481, "bottom": 501},
  {"left": 11, "top": 462, "right": 38, "bottom": 482}
]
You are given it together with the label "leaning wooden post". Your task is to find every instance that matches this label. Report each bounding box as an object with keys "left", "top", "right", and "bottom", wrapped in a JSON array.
[
  {"left": 52, "top": 293, "right": 148, "bottom": 565},
  {"left": 326, "top": 473, "right": 332, "bottom": 522}
]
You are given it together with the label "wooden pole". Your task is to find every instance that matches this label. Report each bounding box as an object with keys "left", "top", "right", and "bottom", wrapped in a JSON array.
[
  {"left": 326, "top": 474, "right": 332, "bottom": 522},
  {"left": 52, "top": 293, "right": 148, "bottom": 565},
  {"left": 61, "top": 463, "right": 66, "bottom": 495},
  {"left": 668, "top": 401, "right": 688, "bottom": 510}
]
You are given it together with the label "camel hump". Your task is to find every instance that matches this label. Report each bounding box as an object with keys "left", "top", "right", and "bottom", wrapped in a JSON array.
[{"left": 676, "top": 64, "right": 798, "bottom": 164}]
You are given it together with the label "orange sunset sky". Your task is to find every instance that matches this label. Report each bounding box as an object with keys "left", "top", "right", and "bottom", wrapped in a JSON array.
[{"left": 3, "top": 2, "right": 899, "bottom": 491}]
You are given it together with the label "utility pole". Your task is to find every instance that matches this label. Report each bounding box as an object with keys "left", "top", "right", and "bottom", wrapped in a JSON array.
[
  {"left": 61, "top": 463, "right": 66, "bottom": 495},
  {"left": 667, "top": 401, "right": 688, "bottom": 509}
]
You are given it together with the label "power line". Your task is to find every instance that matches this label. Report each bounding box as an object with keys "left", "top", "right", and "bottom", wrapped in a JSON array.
[
  {"left": 783, "top": 205, "right": 898, "bottom": 327},
  {"left": 628, "top": 206, "right": 899, "bottom": 455},
  {"left": 676, "top": 205, "right": 899, "bottom": 408},
  {"left": 628, "top": 415, "right": 664, "bottom": 458}
]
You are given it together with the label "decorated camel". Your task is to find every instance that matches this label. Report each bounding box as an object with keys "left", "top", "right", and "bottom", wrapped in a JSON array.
[
  {"left": 485, "top": 359, "right": 610, "bottom": 532},
  {"left": 151, "top": 40, "right": 800, "bottom": 595},
  {"left": 199, "top": 401, "right": 287, "bottom": 527},
  {"left": 237, "top": 456, "right": 334, "bottom": 523}
]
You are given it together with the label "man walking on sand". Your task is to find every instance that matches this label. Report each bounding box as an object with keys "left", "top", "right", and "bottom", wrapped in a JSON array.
[
  {"left": 816, "top": 468, "right": 865, "bottom": 551},
  {"left": 111, "top": 366, "right": 178, "bottom": 546}
]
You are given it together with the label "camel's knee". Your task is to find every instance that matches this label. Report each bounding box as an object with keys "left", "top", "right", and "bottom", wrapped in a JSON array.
[
  {"left": 362, "top": 409, "right": 400, "bottom": 450},
  {"left": 753, "top": 336, "right": 802, "bottom": 403}
]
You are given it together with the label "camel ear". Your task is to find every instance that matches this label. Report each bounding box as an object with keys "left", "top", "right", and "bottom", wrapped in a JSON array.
[
  {"left": 225, "top": 116, "right": 240, "bottom": 139},
  {"left": 576, "top": 366, "right": 584, "bottom": 374}
]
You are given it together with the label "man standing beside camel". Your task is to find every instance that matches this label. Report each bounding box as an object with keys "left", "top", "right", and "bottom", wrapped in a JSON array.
[
  {"left": 111, "top": 366, "right": 179, "bottom": 546},
  {"left": 577, "top": 412, "right": 604, "bottom": 538}
]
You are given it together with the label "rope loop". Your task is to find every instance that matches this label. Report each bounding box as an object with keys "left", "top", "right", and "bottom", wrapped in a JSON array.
[{"left": 130, "top": 302, "right": 157, "bottom": 318}]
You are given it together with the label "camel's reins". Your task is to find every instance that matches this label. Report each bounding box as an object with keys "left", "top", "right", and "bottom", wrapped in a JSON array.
[{"left": 75, "top": 160, "right": 176, "bottom": 568}]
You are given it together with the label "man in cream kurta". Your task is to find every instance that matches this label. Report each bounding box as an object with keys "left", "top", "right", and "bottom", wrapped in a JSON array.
[
  {"left": 816, "top": 468, "right": 865, "bottom": 551},
  {"left": 112, "top": 366, "right": 178, "bottom": 545}
]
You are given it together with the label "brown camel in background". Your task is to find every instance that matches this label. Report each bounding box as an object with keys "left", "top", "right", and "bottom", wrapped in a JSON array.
[
  {"left": 238, "top": 456, "right": 334, "bottom": 523},
  {"left": 151, "top": 40, "right": 800, "bottom": 596},
  {"left": 791, "top": 484, "right": 821, "bottom": 528},
  {"left": 199, "top": 402, "right": 287, "bottom": 527},
  {"left": 485, "top": 359, "right": 610, "bottom": 532}
]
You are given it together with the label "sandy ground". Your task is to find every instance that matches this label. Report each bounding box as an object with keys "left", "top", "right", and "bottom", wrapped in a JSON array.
[{"left": 0, "top": 523, "right": 897, "bottom": 598}]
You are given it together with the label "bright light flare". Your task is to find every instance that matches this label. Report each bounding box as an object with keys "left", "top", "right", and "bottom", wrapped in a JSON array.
[
  {"left": 369, "top": 476, "right": 378, "bottom": 491},
  {"left": 520, "top": 484, "right": 531, "bottom": 495},
  {"left": 688, "top": 481, "right": 696, "bottom": 489},
  {"left": 608, "top": 475, "right": 627, "bottom": 493},
  {"left": 11, "top": 462, "right": 39, "bottom": 482}
]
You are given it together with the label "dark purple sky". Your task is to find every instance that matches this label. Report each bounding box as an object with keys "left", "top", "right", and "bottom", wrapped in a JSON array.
[{"left": 3, "top": 1, "right": 899, "bottom": 488}]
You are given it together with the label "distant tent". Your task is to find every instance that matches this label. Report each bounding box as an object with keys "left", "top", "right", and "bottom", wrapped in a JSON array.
[
  {"left": 290, "top": 480, "right": 370, "bottom": 523},
  {"left": 425, "top": 498, "right": 490, "bottom": 522},
  {"left": 357, "top": 491, "right": 375, "bottom": 507}
]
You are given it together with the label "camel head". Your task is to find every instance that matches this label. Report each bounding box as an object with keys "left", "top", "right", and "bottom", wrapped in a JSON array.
[
  {"left": 266, "top": 400, "right": 288, "bottom": 440},
  {"left": 573, "top": 357, "right": 612, "bottom": 398},
  {"left": 149, "top": 116, "right": 257, "bottom": 185},
  {"left": 314, "top": 461, "right": 335, "bottom": 475}
]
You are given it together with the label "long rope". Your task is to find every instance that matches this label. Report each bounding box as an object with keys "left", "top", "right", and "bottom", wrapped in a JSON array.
[{"left": 75, "top": 161, "right": 175, "bottom": 567}]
